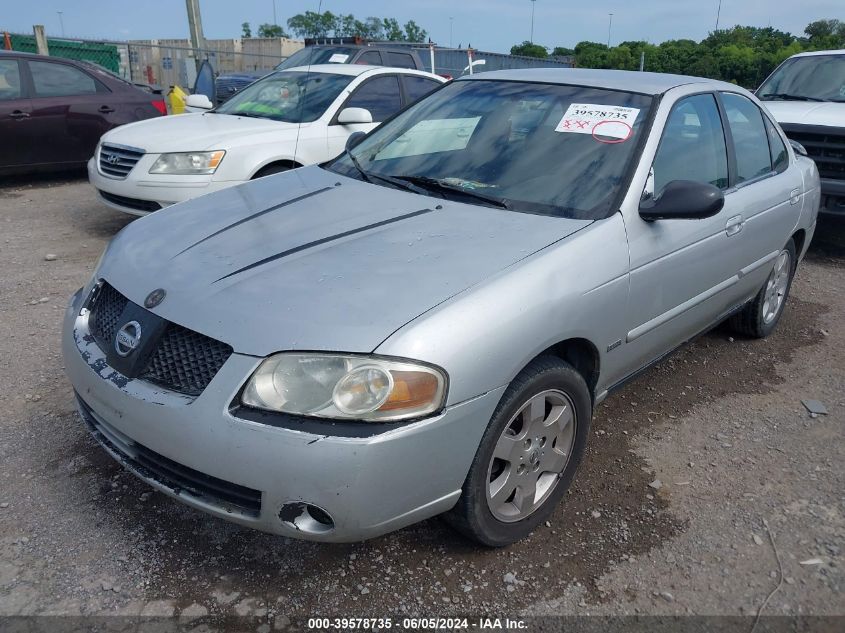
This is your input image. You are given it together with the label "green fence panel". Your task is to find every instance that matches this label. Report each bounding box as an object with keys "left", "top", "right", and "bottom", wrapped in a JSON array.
[{"left": 8, "top": 33, "right": 120, "bottom": 72}]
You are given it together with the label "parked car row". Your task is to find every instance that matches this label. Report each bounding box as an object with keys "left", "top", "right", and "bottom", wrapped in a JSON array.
[{"left": 62, "top": 65, "right": 820, "bottom": 545}]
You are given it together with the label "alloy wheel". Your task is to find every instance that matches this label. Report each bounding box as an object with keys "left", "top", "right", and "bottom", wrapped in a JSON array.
[
  {"left": 485, "top": 389, "right": 577, "bottom": 522},
  {"left": 762, "top": 249, "right": 791, "bottom": 324}
]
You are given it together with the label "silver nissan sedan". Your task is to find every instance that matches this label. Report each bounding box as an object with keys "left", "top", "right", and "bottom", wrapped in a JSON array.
[{"left": 63, "top": 69, "right": 820, "bottom": 546}]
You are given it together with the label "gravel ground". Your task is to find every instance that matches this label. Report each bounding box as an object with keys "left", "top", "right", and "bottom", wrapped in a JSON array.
[{"left": 0, "top": 174, "right": 842, "bottom": 624}]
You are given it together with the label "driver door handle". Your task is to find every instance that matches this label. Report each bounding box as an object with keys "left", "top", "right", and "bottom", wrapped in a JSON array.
[
  {"left": 98, "top": 105, "right": 115, "bottom": 113},
  {"left": 9, "top": 110, "right": 30, "bottom": 119},
  {"left": 725, "top": 215, "right": 744, "bottom": 237}
]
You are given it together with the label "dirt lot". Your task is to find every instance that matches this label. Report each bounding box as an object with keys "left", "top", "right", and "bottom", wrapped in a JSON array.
[{"left": 0, "top": 174, "right": 843, "bottom": 625}]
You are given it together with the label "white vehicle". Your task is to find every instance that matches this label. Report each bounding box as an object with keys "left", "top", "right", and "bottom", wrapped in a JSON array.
[
  {"left": 88, "top": 65, "right": 445, "bottom": 215},
  {"left": 757, "top": 50, "right": 845, "bottom": 217}
]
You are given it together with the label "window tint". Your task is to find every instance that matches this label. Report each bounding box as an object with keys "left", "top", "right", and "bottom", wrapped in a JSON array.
[
  {"left": 0, "top": 59, "right": 22, "bottom": 100},
  {"left": 764, "top": 116, "right": 788, "bottom": 174},
  {"left": 30, "top": 61, "right": 98, "bottom": 97},
  {"left": 385, "top": 52, "right": 416, "bottom": 69},
  {"left": 345, "top": 75, "right": 402, "bottom": 122},
  {"left": 355, "top": 51, "right": 383, "bottom": 66},
  {"left": 403, "top": 76, "right": 441, "bottom": 103},
  {"left": 722, "top": 92, "right": 772, "bottom": 183},
  {"left": 653, "top": 93, "right": 728, "bottom": 193}
]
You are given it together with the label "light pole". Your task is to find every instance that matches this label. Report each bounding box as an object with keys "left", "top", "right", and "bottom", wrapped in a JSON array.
[
  {"left": 715, "top": 0, "right": 722, "bottom": 31},
  {"left": 449, "top": 17, "right": 454, "bottom": 48},
  {"left": 530, "top": 0, "right": 537, "bottom": 43},
  {"left": 607, "top": 13, "right": 613, "bottom": 48},
  {"left": 57, "top": 11, "right": 65, "bottom": 37},
  {"left": 272, "top": 0, "right": 277, "bottom": 26}
]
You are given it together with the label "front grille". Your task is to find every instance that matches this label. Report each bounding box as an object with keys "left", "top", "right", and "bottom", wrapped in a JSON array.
[
  {"left": 141, "top": 323, "right": 234, "bottom": 396},
  {"left": 781, "top": 124, "right": 845, "bottom": 181},
  {"left": 98, "top": 143, "right": 145, "bottom": 179},
  {"left": 90, "top": 282, "right": 128, "bottom": 351},
  {"left": 99, "top": 190, "right": 162, "bottom": 213},
  {"left": 77, "top": 394, "right": 262, "bottom": 517},
  {"left": 87, "top": 282, "right": 233, "bottom": 396}
]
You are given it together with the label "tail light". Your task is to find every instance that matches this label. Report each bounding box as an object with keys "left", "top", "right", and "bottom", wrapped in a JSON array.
[{"left": 151, "top": 100, "right": 167, "bottom": 116}]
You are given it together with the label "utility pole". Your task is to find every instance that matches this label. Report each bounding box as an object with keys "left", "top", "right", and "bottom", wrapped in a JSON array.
[
  {"left": 57, "top": 12, "right": 65, "bottom": 37},
  {"left": 33, "top": 25, "right": 49, "bottom": 55},
  {"left": 607, "top": 13, "right": 613, "bottom": 48},
  {"left": 715, "top": 0, "right": 722, "bottom": 31},
  {"left": 185, "top": 0, "right": 207, "bottom": 72},
  {"left": 449, "top": 17, "right": 453, "bottom": 48},
  {"left": 530, "top": 0, "right": 537, "bottom": 43},
  {"left": 272, "top": 0, "right": 277, "bottom": 26}
]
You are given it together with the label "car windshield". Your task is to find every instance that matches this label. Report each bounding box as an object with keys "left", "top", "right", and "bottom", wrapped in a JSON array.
[
  {"left": 214, "top": 71, "right": 353, "bottom": 122},
  {"left": 275, "top": 47, "right": 357, "bottom": 71},
  {"left": 757, "top": 54, "right": 845, "bottom": 102},
  {"left": 328, "top": 79, "right": 654, "bottom": 219}
]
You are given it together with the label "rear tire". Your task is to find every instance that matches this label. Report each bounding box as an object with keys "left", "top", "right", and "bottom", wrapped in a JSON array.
[
  {"left": 731, "top": 238, "right": 796, "bottom": 338},
  {"left": 444, "top": 356, "right": 591, "bottom": 547}
]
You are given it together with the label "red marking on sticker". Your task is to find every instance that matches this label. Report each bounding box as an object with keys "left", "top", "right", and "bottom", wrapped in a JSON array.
[
  {"left": 591, "top": 120, "right": 633, "bottom": 144},
  {"left": 559, "top": 119, "right": 573, "bottom": 129},
  {"left": 575, "top": 120, "right": 590, "bottom": 129}
]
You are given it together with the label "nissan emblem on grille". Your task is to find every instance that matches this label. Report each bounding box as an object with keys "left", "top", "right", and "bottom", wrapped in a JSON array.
[
  {"left": 144, "top": 288, "right": 166, "bottom": 308},
  {"left": 114, "top": 321, "right": 142, "bottom": 357}
]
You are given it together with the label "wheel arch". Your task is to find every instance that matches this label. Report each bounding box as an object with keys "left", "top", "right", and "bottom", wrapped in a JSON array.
[
  {"left": 790, "top": 228, "right": 806, "bottom": 260},
  {"left": 250, "top": 159, "right": 303, "bottom": 179},
  {"left": 533, "top": 337, "right": 601, "bottom": 402}
]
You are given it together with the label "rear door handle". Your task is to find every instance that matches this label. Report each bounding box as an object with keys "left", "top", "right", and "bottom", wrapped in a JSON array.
[
  {"left": 9, "top": 110, "right": 30, "bottom": 119},
  {"left": 98, "top": 105, "right": 115, "bottom": 113},
  {"left": 725, "top": 215, "right": 744, "bottom": 236}
]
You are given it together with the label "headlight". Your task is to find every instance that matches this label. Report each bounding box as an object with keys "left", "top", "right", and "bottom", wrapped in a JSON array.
[
  {"left": 241, "top": 353, "right": 447, "bottom": 422},
  {"left": 149, "top": 150, "right": 225, "bottom": 175}
]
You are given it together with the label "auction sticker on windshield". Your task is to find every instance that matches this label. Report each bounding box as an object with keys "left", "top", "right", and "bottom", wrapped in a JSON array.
[
  {"left": 328, "top": 54, "right": 350, "bottom": 63},
  {"left": 555, "top": 103, "right": 640, "bottom": 140}
]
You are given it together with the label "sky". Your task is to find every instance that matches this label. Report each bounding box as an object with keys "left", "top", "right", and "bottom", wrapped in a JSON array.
[{"left": 2, "top": 0, "right": 842, "bottom": 53}]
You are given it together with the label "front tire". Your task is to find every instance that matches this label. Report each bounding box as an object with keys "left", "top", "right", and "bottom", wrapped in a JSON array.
[
  {"left": 444, "top": 356, "right": 592, "bottom": 546},
  {"left": 731, "top": 239, "right": 796, "bottom": 338}
]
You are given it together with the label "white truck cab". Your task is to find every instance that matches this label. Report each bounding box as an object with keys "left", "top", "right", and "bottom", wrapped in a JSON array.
[{"left": 757, "top": 50, "right": 845, "bottom": 217}]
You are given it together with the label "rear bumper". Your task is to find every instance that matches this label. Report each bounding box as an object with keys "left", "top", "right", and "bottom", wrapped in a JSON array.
[{"left": 62, "top": 288, "right": 502, "bottom": 541}]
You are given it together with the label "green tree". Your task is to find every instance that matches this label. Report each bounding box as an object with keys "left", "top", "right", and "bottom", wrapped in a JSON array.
[
  {"left": 804, "top": 18, "right": 845, "bottom": 49},
  {"left": 551, "top": 46, "right": 574, "bottom": 57},
  {"left": 241, "top": 22, "right": 252, "bottom": 38},
  {"left": 382, "top": 18, "right": 404, "bottom": 41},
  {"left": 257, "top": 23, "right": 287, "bottom": 38},
  {"left": 510, "top": 41, "right": 548, "bottom": 58},
  {"left": 286, "top": 10, "right": 338, "bottom": 38},
  {"left": 574, "top": 41, "right": 610, "bottom": 68},
  {"left": 404, "top": 20, "right": 427, "bottom": 43}
]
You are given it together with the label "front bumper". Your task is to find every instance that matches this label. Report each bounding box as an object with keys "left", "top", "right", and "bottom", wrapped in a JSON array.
[
  {"left": 62, "top": 288, "right": 503, "bottom": 542},
  {"left": 87, "top": 157, "right": 241, "bottom": 217}
]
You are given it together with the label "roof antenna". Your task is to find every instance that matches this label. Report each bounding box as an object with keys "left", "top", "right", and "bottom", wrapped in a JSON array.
[{"left": 292, "top": 0, "right": 323, "bottom": 167}]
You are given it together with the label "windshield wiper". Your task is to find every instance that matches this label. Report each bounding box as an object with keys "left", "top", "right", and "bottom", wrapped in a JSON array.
[
  {"left": 760, "top": 93, "right": 824, "bottom": 102},
  {"left": 344, "top": 156, "right": 428, "bottom": 194},
  {"left": 392, "top": 175, "right": 511, "bottom": 209}
]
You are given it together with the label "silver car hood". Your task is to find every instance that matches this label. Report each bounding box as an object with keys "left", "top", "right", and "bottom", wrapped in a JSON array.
[{"left": 99, "top": 166, "right": 591, "bottom": 356}]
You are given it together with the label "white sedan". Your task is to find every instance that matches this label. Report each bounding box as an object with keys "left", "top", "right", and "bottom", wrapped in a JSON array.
[{"left": 88, "top": 64, "right": 445, "bottom": 215}]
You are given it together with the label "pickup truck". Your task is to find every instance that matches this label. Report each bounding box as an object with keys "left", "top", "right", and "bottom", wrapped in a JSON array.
[{"left": 758, "top": 49, "right": 845, "bottom": 217}]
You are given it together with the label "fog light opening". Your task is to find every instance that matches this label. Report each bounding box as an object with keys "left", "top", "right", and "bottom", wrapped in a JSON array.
[{"left": 279, "top": 502, "right": 335, "bottom": 535}]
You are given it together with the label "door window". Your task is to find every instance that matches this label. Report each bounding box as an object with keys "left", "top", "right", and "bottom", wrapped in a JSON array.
[
  {"left": 385, "top": 52, "right": 416, "bottom": 69},
  {"left": 30, "top": 61, "right": 98, "bottom": 97},
  {"left": 0, "top": 60, "right": 22, "bottom": 100},
  {"left": 652, "top": 93, "right": 729, "bottom": 194},
  {"left": 345, "top": 75, "right": 402, "bottom": 122},
  {"left": 722, "top": 92, "right": 773, "bottom": 183},
  {"left": 355, "top": 51, "right": 383, "bottom": 66},
  {"left": 403, "top": 76, "right": 441, "bottom": 103},
  {"left": 764, "top": 117, "right": 789, "bottom": 174}
]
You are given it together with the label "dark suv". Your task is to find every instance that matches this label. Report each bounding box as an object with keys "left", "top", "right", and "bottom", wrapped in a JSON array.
[
  {"left": 215, "top": 44, "right": 426, "bottom": 105},
  {"left": 0, "top": 50, "right": 166, "bottom": 176}
]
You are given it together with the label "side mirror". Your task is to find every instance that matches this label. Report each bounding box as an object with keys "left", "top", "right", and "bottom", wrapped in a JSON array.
[
  {"left": 184, "top": 93, "right": 213, "bottom": 110},
  {"left": 345, "top": 131, "right": 366, "bottom": 153},
  {"left": 337, "top": 107, "right": 373, "bottom": 125},
  {"left": 789, "top": 139, "right": 808, "bottom": 157},
  {"left": 639, "top": 180, "right": 724, "bottom": 221}
]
